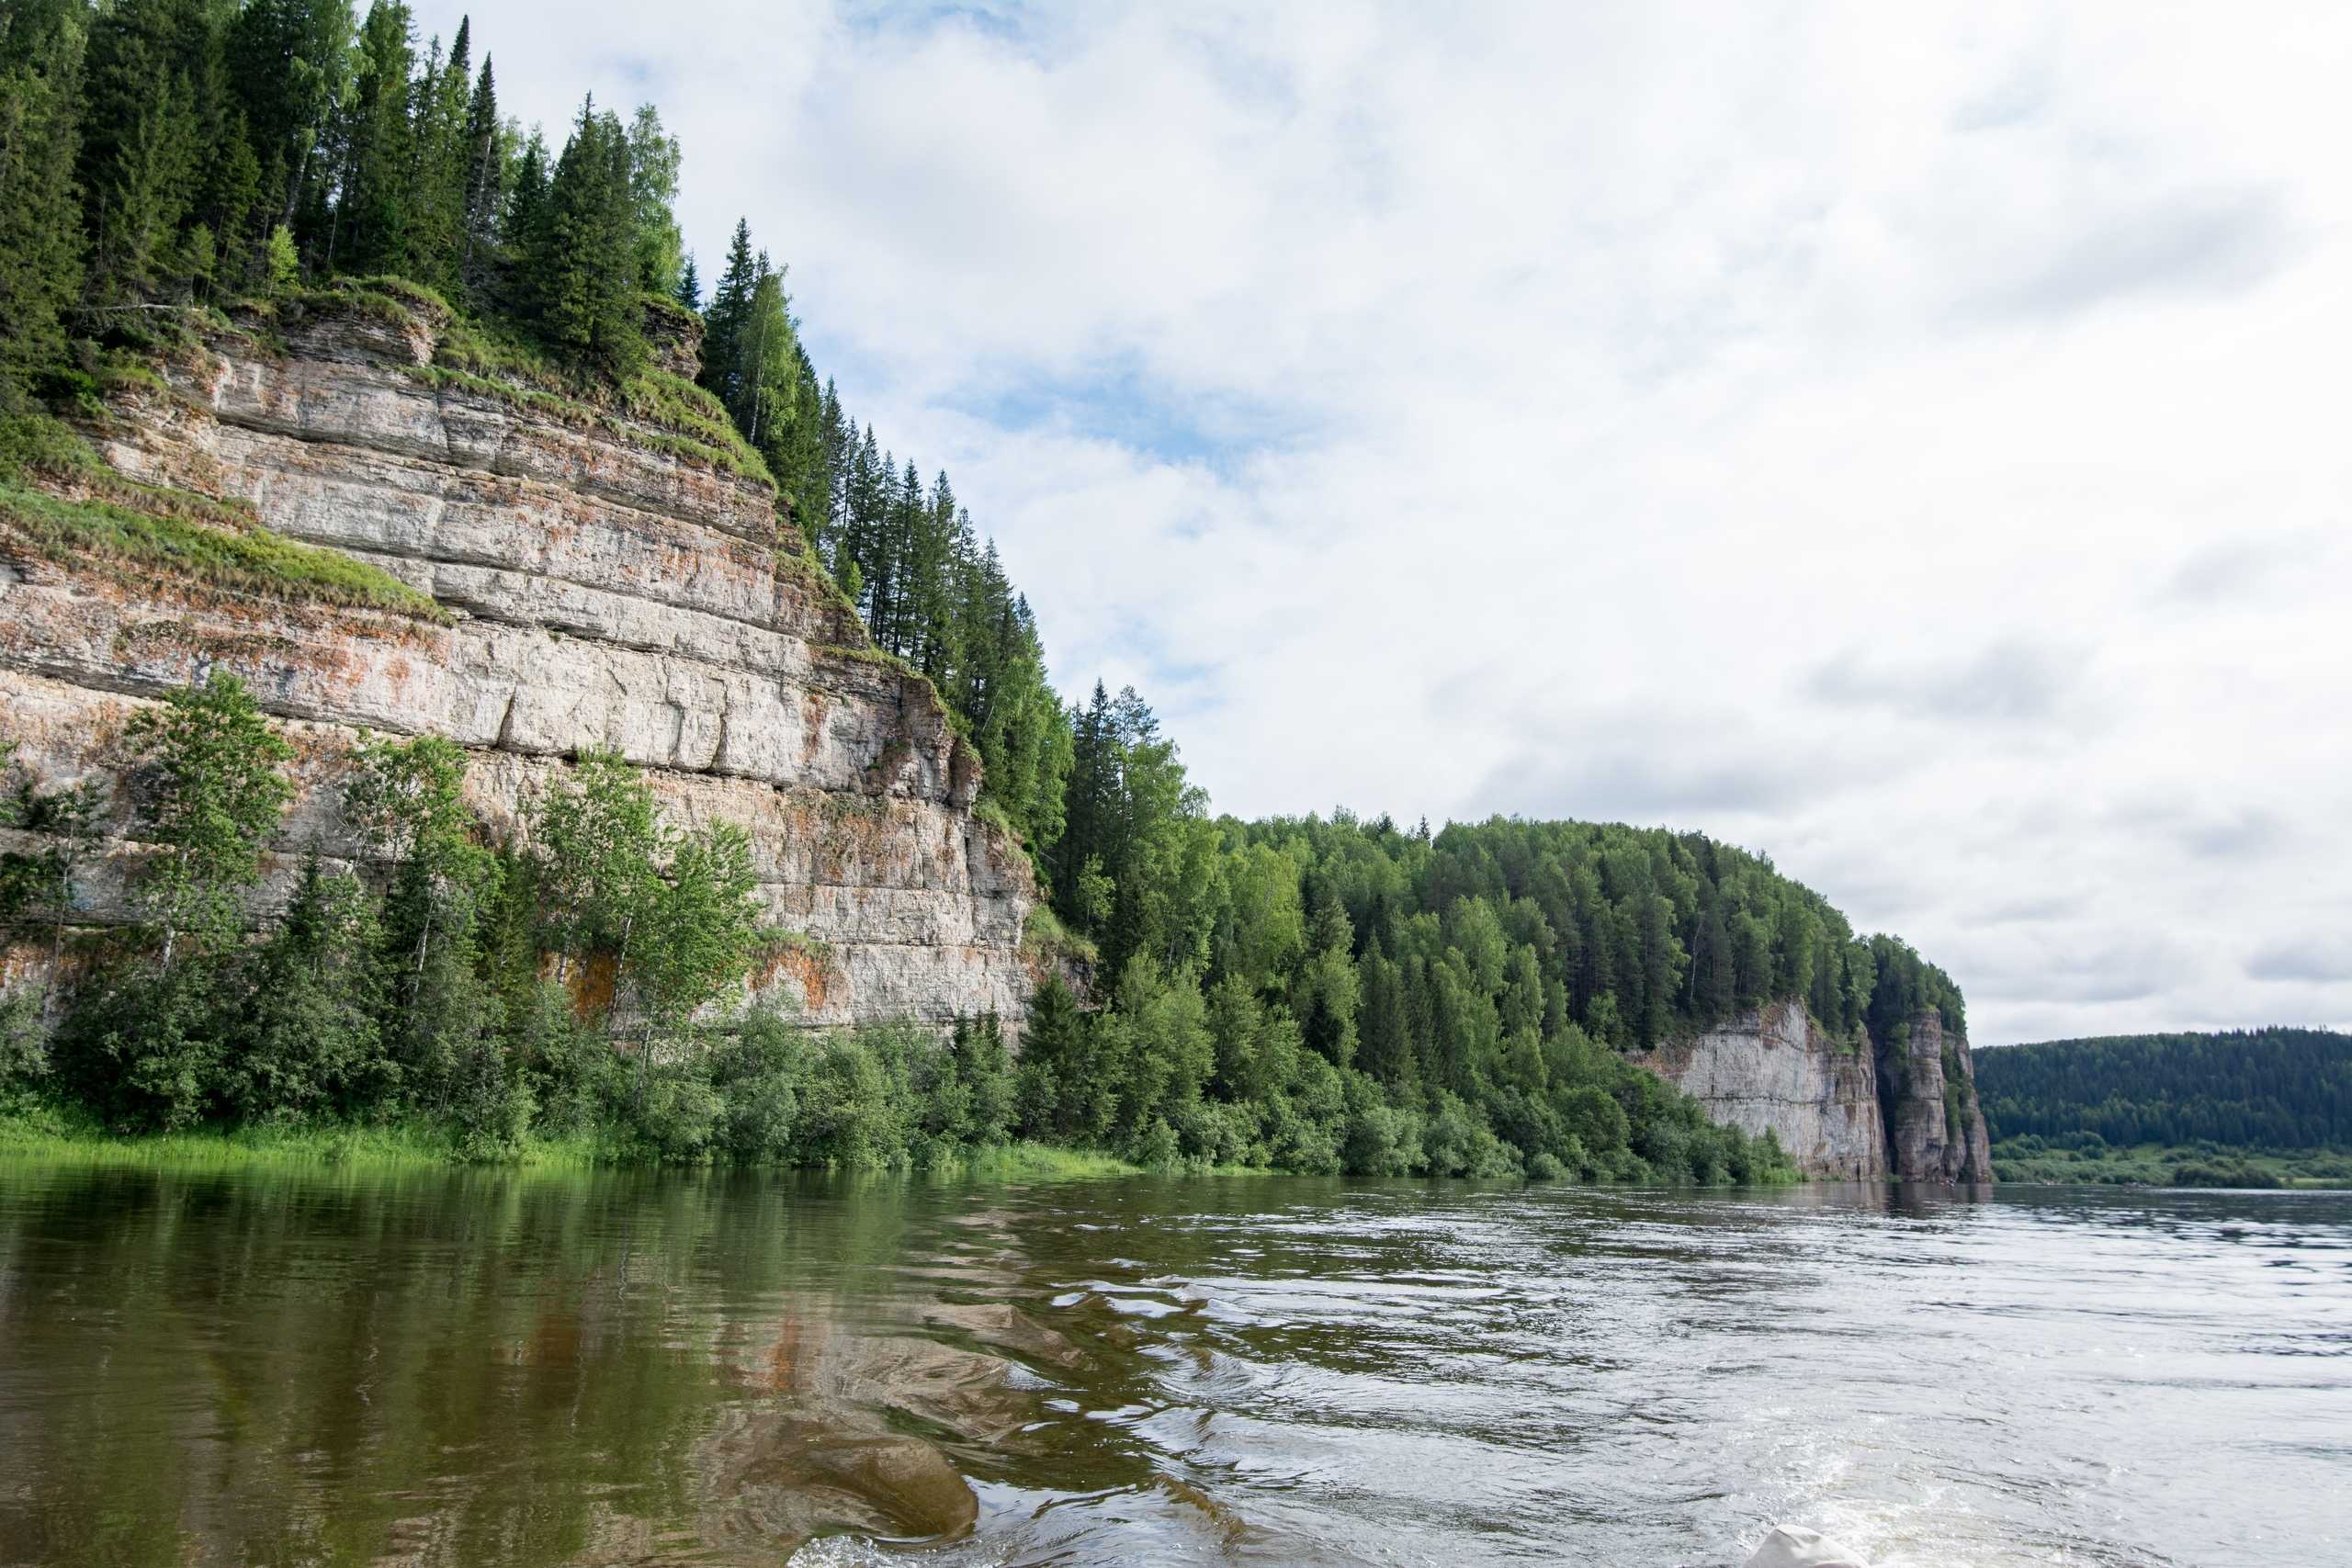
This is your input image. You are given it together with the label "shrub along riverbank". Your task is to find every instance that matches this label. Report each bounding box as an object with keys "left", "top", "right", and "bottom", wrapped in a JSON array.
[
  {"left": 1, "top": 675, "right": 1795, "bottom": 1184},
  {"left": 1989, "top": 1135, "right": 2352, "bottom": 1190}
]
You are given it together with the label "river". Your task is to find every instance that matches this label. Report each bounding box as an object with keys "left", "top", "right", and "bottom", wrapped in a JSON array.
[{"left": 0, "top": 1161, "right": 2342, "bottom": 1566}]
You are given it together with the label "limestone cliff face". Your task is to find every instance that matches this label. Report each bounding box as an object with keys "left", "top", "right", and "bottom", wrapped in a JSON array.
[
  {"left": 0, "top": 298, "right": 1035, "bottom": 1032},
  {"left": 1626, "top": 1002, "right": 1888, "bottom": 1180},
  {"left": 1876, "top": 1008, "right": 1994, "bottom": 1185},
  {"left": 1631, "top": 1001, "right": 1992, "bottom": 1183}
]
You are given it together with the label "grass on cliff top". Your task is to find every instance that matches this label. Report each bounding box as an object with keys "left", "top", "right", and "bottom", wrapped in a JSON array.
[{"left": 428, "top": 313, "right": 776, "bottom": 490}]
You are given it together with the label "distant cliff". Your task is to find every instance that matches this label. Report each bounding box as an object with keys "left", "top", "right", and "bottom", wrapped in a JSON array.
[
  {"left": 0, "top": 293, "right": 1035, "bottom": 1033},
  {"left": 1629, "top": 1000, "right": 1992, "bottom": 1183}
]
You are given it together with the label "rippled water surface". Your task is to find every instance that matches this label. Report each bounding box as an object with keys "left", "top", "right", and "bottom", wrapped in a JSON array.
[{"left": 0, "top": 1163, "right": 2344, "bottom": 1566}]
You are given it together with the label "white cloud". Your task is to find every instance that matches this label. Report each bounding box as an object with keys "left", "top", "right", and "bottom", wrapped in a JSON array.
[{"left": 411, "top": 0, "right": 2352, "bottom": 1043}]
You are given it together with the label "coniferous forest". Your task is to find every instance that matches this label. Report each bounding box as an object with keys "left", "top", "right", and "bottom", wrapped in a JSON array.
[
  {"left": 0, "top": 0, "right": 1973, "bottom": 1179},
  {"left": 1978, "top": 1030, "right": 2350, "bottom": 1151}
]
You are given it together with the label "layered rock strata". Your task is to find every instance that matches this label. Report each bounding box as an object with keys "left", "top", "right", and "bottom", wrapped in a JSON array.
[
  {"left": 1630, "top": 1000, "right": 1993, "bottom": 1184},
  {"left": 1877, "top": 1007, "right": 1995, "bottom": 1184},
  {"left": 0, "top": 298, "right": 1035, "bottom": 1032},
  {"left": 1627, "top": 1001, "right": 1889, "bottom": 1181}
]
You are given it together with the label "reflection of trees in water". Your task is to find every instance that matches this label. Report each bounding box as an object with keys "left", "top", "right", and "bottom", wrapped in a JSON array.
[
  {"left": 0, "top": 1166, "right": 1312, "bottom": 1564},
  {"left": 0, "top": 1164, "right": 742, "bottom": 1563}
]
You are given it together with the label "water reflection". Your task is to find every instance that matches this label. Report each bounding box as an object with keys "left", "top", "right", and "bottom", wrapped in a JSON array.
[{"left": 0, "top": 1163, "right": 2345, "bottom": 1566}]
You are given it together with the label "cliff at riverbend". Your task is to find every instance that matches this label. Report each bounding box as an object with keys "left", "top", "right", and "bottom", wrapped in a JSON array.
[
  {"left": 0, "top": 293, "right": 1034, "bottom": 1033},
  {"left": 1628, "top": 1000, "right": 1993, "bottom": 1183},
  {"left": 0, "top": 293, "right": 1990, "bottom": 1181}
]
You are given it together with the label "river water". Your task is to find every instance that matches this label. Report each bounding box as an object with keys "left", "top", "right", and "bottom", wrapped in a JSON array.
[{"left": 0, "top": 1163, "right": 2343, "bottom": 1567}]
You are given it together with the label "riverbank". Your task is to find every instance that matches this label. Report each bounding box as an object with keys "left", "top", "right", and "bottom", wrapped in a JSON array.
[
  {"left": 1991, "top": 1138, "right": 2352, "bottom": 1190},
  {"left": 0, "top": 1104, "right": 1144, "bottom": 1181}
]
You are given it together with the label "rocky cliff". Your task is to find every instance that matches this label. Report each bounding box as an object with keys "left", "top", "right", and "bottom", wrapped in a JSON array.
[
  {"left": 1630, "top": 1001, "right": 1992, "bottom": 1183},
  {"left": 0, "top": 293, "right": 1036, "bottom": 1032},
  {"left": 1876, "top": 1007, "right": 1995, "bottom": 1184}
]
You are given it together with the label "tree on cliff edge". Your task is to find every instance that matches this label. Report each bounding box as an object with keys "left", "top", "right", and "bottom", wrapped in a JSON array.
[{"left": 519, "top": 97, "right": 644, "bottom": 378}]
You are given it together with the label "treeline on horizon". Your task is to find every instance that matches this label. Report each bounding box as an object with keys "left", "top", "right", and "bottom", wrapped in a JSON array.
[
  {"left": 0, "top": 0, "right": 1963, "bottom": 1179},
  {"left": 1977, "top": 1029, "right": 2351, "bottom": 1152}
]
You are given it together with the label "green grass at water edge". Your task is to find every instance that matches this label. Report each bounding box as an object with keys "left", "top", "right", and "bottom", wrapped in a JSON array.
[
  {"left": 0, "top": 1108, "right": 1146, "bottom": 1184},
  {"left": 1992, "top": 1139, "right": 2352, "bottom": 1190},
  {"left": 0, "top": 1107, "right": 602, "bottom": 1172},
  {"left": 916, "top": 1140, "right": 1141, "bottom": 1181}
]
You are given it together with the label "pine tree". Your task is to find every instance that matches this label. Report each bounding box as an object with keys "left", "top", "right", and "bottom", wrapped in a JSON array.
[{"left": 673, "top": 253, "right": 700, "bottom": 310}]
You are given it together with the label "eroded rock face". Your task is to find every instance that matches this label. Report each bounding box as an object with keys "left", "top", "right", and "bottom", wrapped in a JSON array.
[
  {"left": 1628, "top": 1002, "right": 1888, "bottom": 1181},
  {"left": 0, "top": 303, "right": 1035, "bottom": 1032},
  {"left": 1632, "top": 1001, "right": 1992, "bottom": 1183},
  {"left": 1876, "top": 1008, "right": 1994, "bottom": 1185}
]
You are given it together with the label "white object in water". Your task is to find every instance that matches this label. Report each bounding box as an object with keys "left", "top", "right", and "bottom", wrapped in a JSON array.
[{"left": 1744, "top": 1524, "right": 1871, "bottom": 1568}]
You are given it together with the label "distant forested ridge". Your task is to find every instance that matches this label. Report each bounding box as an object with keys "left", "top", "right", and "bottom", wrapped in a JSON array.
[
  {"left": 1977, "top": 1030, "right": 2351, "bottom": 1150},
  {"left": 0, "top": 0, "right": 1968, "bottom": 1179}
]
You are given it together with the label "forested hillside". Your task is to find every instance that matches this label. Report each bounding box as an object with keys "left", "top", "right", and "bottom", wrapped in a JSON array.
[
  {"left": 1, "top": 0, "right": 1966, "bottom": 1179},
  {"left": 1977, "top": 1030, "right": 2350, "bottom": 1150}
]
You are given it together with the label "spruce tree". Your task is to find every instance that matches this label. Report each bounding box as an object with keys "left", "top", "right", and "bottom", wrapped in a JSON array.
[
  {"left": 76, "top": 0, "right": 203, "bottom": 303},
  {"left": 332, "top": 0, "right": 416, "bottom": 276},
  {"left": 698, "top": 218, "right": 758, "bottom": 409},
  {"left": 503, "top": 126, "right": 548, "bottom": 265},
  {"left": 227, "top": 0, "right": 356, "bottom": 238},
  {"left": 0, "top": 0, "right": 85, "bottom": 412},
  {"left": 403, "top": 17, "right": 474, "bottom": 293},
  {"left": 457, "top": 55, "right": 503, "bottom": 299},
  {"left": 522, "top": 100, "right": 643, "bottom": 378}
]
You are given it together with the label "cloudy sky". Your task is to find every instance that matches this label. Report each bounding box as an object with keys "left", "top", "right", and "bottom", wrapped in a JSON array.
[{"left": 412, "top": 1, "right": 2350, "bottom": 1044}]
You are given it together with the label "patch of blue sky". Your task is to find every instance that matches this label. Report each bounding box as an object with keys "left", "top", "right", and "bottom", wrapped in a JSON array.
[
  {"left": 842, "top": 2, "right": 1034, "bottom": 51},
  {"left": 941, "top": 357, "right": 1316, "bottom": 472}
]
